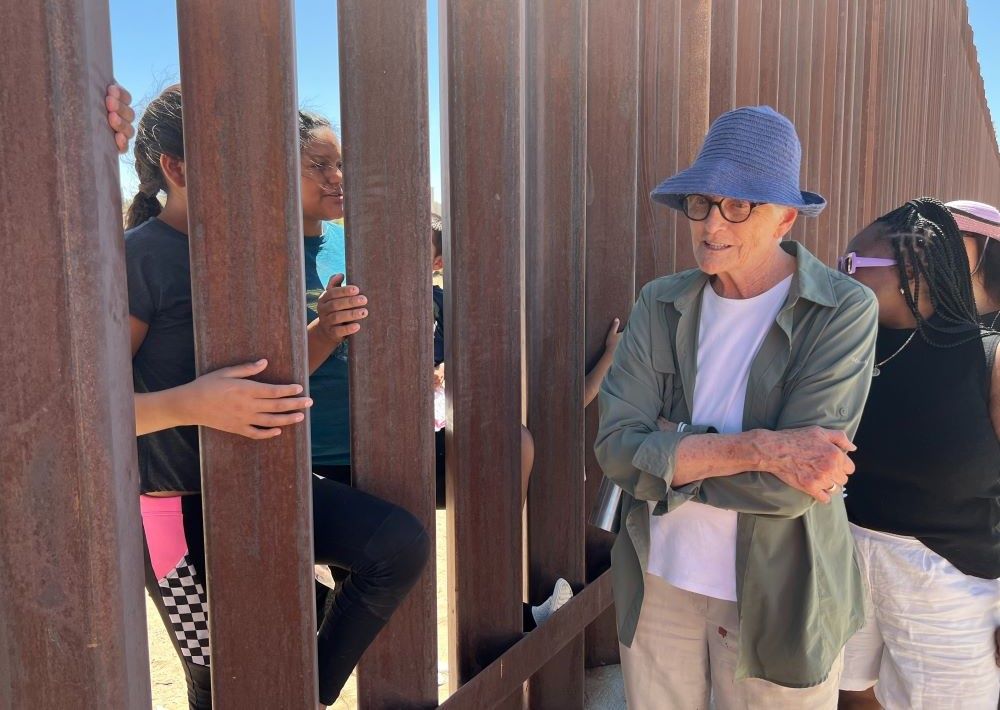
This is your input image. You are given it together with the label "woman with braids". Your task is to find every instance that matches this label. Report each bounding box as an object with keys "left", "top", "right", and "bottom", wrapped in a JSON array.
[
  {"left": 837, "top": 198, "right": 1000, "bottom": 709},
  {"left": 947, "top": 199, "right": 1000, "bottom": 328},
  {"left": 125, "top": 85, "right": 429, "bottom": 709}
]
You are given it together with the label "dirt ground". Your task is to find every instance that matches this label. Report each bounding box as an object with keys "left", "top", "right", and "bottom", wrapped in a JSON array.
[{"left": 148, "top": 512, "right": 451, "bottom": 709}]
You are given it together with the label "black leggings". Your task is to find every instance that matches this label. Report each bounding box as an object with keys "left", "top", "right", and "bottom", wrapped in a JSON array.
[{"left": 141, "top": 473, "right": 430, "bottom": 708}]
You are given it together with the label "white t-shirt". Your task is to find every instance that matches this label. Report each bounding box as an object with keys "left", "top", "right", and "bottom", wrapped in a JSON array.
[{"left": 647, "top": 275, "right": 792, "bottom": 601}]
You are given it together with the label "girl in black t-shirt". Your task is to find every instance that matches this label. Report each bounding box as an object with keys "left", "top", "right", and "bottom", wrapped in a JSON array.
[
  {"left": 125, "top": 85, "right": 428, "bottom": 709},
  {"left": 837, "top": 198, "right": 1000, "bottom": 709}
]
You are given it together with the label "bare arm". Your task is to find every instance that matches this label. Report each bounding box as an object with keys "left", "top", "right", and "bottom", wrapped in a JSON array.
[
  {"left": 670, "top": 427, "right": 855, "bottom": 501},
  {"left": 307, "top": 320, "right": 340, "bottom": 374},
  {"left": 130, "top": 316, "right": 311, "bottom": 438},
  {"left": 584, "top": 318, "right": 621, "bottom": 407}
]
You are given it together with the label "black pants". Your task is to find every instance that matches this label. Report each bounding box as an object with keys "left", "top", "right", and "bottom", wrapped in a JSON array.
[{"left": 142, "top": 473, "right": 429, "bottom": 708}]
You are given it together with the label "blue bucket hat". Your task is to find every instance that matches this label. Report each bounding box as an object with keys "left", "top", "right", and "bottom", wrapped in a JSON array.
[{"left": 650, "top": 106, "right": 826, "bottom": 218}]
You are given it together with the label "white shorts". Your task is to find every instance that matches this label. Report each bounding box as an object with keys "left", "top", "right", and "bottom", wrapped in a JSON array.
[{"left": 841, "top": 523, "right": 1000, "bottom": 709}]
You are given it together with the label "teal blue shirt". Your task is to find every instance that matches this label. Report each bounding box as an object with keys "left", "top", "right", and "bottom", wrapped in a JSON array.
[{"left": 304, "top": 222, "right": 350, "bottom": 466}]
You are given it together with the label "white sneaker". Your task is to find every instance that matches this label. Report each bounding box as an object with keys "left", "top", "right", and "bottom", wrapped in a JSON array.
[
  {"left": 531, "top": 578, "right": 573, "bottom": 626},
  {"left": 315, "top": 565, "right": 336, "bottom": 590}
]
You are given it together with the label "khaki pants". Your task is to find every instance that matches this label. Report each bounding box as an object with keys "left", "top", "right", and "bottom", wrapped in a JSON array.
[{"left": 620, "top": 574, "right": 843, "bottom": 710}]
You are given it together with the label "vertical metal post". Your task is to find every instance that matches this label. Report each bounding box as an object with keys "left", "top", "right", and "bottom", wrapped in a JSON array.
[
  {"left": 524, "top": 0, "right": 588, "bottom": 705},
  {"left": 440, "top": 0, "right": 525, "bottom": 706},
  {"left": 0, "top": 1, "right": 150, "bottom": 708},
  {"left": 176, "top": 1, "right": 317, "bottom": 706},
  {"left": 337, "top": 1, "right": 438, "bottom": 706},
  {"left": 583, "top": 0, "right": 640, "bottom": 671}
]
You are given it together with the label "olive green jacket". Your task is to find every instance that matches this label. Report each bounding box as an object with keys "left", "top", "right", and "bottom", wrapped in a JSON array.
[{"left": 595, "top": 241, "right": 878, "bottom": 687}]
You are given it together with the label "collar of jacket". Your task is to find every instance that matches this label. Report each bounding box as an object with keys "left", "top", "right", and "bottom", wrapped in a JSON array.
[{"left": 654, "top": 241, "right": 840, "bottom": 316}]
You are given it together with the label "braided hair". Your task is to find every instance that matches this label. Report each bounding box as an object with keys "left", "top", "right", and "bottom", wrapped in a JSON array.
[
  {"left": 874, "top": 197, "right": 988, "bottom": 347},
  {"left": 125, "top": 85, "right": 183, "bottom": 230}
]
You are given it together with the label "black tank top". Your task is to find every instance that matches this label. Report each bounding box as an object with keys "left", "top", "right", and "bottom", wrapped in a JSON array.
[{"left": 847, "top": 319, "right": 1000, "bottom": 579}]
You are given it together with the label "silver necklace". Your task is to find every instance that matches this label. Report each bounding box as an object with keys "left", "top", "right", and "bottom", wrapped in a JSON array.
[{"left": 872, "top": 330, "right": 916, "bottom": 377}]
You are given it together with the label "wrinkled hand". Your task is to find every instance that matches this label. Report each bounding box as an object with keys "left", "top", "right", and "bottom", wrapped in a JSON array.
[
  {"left": 182, "top": 359, "right": 312, "bottom": 440},
  {"left": 105, "top": 84, "right": 135, "bottom": 154},
  {"left": 657, "top": 417, "right": 677, "bottom": 432},
  {"left": 756, "top": 426, "right": 856, "bottom": 503},
  {"left": 604, "top": 318, "right": 622, "bottom": 352},
  {"left": 316, "top": 274, "right": 368, "bottom": 344}
]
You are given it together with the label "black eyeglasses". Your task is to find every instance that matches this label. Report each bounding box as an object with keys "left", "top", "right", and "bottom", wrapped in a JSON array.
[{"left": 681, "top": 194, "right": 761, "bottom": 224}]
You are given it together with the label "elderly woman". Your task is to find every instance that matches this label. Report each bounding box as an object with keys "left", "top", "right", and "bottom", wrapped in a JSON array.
[{"left": 596, "top": 106, "right": 877, "bottom": 708}]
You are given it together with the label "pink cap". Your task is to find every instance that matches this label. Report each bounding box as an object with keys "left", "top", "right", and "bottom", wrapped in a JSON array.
[{"left": 946, "top": 199, "right": 1000, "bottom": 241}]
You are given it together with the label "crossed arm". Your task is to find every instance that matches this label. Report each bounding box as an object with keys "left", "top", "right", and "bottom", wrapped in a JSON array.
[{"left": 595, "top": 283, "right": 878, "bottom": 519}]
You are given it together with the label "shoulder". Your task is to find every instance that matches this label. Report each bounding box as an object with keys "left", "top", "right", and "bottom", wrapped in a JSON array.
[
  {"left": 638, "top": 267, "right": 703, "bottom": 303},
  {"left": 124, "top": 219, "right": 182, "bottom": 257},
  {"left": 828, "top": 267, "right": 875, "bottom": 305},
  {"left": 827, "top": 269, "right": 877, "bottom": 319},
  {"left": 788, "top": 240, "right": 875, "bottom": 316},
  {"left": 322, "top": 221, "right": 345, "bottom": 241}
]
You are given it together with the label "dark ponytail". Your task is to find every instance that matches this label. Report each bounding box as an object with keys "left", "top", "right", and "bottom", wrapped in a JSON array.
[{"left": 125, "top": 85, "right": 184, "bottom": 230}]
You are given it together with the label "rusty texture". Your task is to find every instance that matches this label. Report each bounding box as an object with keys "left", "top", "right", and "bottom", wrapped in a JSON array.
[
  {"left": 524, "top": 0, "right": 589, "bottom": 704},
  {"left": 0, "top": 1, "right": 150, "bottom": 708},
  {"left": 337, "top": 1, "right": 438, "bottom": 707},
  {"left": 439, "top": 572, "right": 613, "bottom": 710},
  {"left": 439, "top": 0, "right": 524, "bottom": 705},
  {"left": 641, "top": 0, "right": 1000, "bottom": 279},
  {"left": 8, "top": 1, "right": 1000, "bottom": 708},
  {"left": 582, "top": 0, "right": 641, "bottom": 669},
  {"left": 176, "top": 1, "right": 317, "bottom": 706}
]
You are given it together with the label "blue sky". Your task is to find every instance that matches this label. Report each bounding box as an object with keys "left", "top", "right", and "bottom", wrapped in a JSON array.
[
  {"left": 968, "top": 0, "right": 999, "bottom": 141},
  {"left": 111, "top": 1, "right": 999, "bottom": 201},
  {"left": 110, "top": 0, "right": 442, "bottom": 202}
]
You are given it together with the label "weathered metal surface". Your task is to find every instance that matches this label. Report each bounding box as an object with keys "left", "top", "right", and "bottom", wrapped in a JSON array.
[
  {"left": 0, "top": 1, "right": 150, "bottom": 708},
  {"left": 439, "top": 572, "right": 613, "bottom": 710},
  {"left": 674, "top": 0, "right": 713, "bottom": 273},
  {"left": 176, "top": 1, "right": 317, "bottom": 706},
  {"left": 439, "top": 0, "right": 524, "bottom": 705},
  {"left": 636, "top": 0, "right": 681, "bottom": 287},
  {"left": 337, "top": 1, "right": 438, "bottom": 707},
  {"left": 524, "top": 0, "right": 588, "bottom": 704},
  {"left": 9, "top": 1, "right": 1000, "bottom": 709},
  {"left": 583, "top": 0, "right": 640, "bottom": 670}
]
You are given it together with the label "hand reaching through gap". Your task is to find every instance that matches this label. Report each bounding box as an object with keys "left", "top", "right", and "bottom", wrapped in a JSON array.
[
  {"left": 105, "top": 83, "right": 135, "bottom": 154},
  {"left": 179, "top": 359, "right": 312, "bottom": 440},
  {"left": 316, "top": 274, "right": 369, "bottom": 345}
]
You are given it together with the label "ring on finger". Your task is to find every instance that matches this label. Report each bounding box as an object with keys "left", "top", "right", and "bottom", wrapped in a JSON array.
[{"left": 824, "top": 483, "right": 838, "bottom": 494}]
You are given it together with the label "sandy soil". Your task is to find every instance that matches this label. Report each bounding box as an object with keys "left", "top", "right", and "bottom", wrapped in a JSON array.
[{"left": 148, "top": 512, "right": 451, "bottom": 709}]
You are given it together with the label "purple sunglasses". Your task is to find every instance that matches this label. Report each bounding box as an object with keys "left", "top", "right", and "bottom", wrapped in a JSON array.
[{"left": 837, "top": 252, "right": 897, "bottom": 275}]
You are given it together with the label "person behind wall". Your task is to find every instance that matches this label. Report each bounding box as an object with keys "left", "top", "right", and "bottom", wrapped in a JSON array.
[
  {"left": 429, "top": 213, "right": 623, "bottom": 628},
  {"left": 124, "top": 85, "right": 429, "bottom": 709},
  {"left": 596, "top": 105, "right": 877, "bottom": 709}
]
